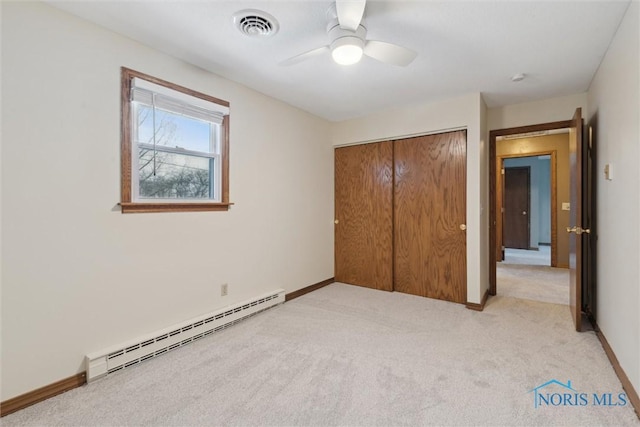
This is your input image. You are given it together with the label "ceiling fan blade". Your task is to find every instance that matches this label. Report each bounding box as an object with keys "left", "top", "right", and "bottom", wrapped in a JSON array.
[
  {"left": 336, "top": 0, "right": 366, "bottom": 31},
  {"left": 279, "top": 46, "right": 330, "bottom": 66},
  {"left": 364, "top": 40, "right": 417, "bottom": 67}
]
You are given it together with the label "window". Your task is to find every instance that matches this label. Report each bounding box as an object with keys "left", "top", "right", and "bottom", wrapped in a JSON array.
[{"left": 120, "top": 68, "right": 231, "bottom": 213}]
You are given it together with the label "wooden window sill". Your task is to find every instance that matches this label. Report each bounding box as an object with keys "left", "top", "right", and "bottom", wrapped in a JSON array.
[{"left": 120, "top": 202, "right": 233, "bottom": 214}]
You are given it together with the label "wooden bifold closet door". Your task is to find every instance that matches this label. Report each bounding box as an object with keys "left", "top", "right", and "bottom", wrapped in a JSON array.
[
  {"left": 394, "top": 131, "right": 467, "bottom": 303},
  {"left": 334, "top": 130, "right": 467, "bottom": 304},
  {"left": 334, "top": 141, "right": 394, "bottom": 291}
]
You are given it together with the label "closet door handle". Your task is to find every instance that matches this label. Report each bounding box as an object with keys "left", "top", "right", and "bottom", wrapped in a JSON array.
[{"left": 459, "top": 224, "right": 466, "bottom": 231}]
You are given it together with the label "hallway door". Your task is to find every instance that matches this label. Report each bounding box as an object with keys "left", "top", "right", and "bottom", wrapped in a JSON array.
[
  {"left": 334, "top": 142, "right": 393, "bottom": 291},
  {"left": 568, "top": 107, "right": 588, "bottom": 332},
  {"left": 503, "top": 167, "right": 531, "bottom": 249}
]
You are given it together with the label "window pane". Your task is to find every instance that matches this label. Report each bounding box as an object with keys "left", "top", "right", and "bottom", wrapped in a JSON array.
[
  {"left": 138, "top": 149, "right": 214, "bottom": 199},
  {"left": 136, "top": 105, "right": 213, "bottom": 153}
]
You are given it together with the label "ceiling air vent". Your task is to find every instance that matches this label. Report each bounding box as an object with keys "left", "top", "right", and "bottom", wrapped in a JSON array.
[{"left": 233, "top": 10, "right": 279, "bottom": 37}]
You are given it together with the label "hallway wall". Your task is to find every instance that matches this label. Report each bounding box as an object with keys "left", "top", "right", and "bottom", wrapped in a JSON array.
[{"left": 587, "top": 1, "right": 640, "bottom": 398}]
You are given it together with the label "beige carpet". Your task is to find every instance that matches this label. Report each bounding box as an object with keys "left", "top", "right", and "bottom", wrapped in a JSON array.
[
  {"left": 497, "top": 262, "right": 569, "bottom": 306},
  {"left": 503, "top": 246, "right": 551, "bottom": 266},
  {"left": 3, "top": 283, "right": 638, "bottom": 426}
]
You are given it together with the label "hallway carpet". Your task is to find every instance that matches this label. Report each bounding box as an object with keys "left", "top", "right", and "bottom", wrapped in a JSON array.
[
  {"left": 496, "top": 263, "right": 569, "bottom": 305},
  {"left": 3, "top": 284, "right": 638, "bottom": 426},
  {"left": 503, "top": 246, "right": 551, "bottom": 266}
]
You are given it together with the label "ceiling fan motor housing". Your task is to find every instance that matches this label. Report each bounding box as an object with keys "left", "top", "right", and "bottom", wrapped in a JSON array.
[
  {"left": 327, "top": 20, "right": 367, "bottom": 46},
  {"left": 331, "top": 34, "right": 364, "bottom": 52}
]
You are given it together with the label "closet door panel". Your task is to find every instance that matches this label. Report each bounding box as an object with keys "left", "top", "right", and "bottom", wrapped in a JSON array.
[
  {"left": 394, "top": 131, "right": 467, "bottom": 303},
  {"left": 335, "top": 142, "right": 393, "bottom": 291}
]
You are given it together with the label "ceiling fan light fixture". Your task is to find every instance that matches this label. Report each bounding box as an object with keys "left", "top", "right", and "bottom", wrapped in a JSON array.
[{"left": 331, "top": 36, "right": 364, "bottom": 65}]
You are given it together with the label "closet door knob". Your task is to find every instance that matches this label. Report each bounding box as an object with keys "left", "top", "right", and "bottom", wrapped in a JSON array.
[{"left": 459, "top": 224, "right": 466, "bottom": 231}]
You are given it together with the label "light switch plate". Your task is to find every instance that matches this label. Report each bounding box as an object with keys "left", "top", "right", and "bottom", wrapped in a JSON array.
[{"left": 604, "top": 163, "right": 613, "bottom": 180}]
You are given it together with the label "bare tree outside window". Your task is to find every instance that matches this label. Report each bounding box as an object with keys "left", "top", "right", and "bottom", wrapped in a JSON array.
[{"left": 136, "top": 106, "right": 213, "bottom": 199}]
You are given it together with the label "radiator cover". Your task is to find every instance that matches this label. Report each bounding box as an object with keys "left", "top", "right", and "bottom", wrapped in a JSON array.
[{"left": 85, "top": 289, "right": 285, "bottom": 382}]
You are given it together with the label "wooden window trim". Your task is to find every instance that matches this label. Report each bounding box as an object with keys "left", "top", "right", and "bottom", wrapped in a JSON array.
[{"left": 120, "top": 67, "right": 231, "bottom": 213}]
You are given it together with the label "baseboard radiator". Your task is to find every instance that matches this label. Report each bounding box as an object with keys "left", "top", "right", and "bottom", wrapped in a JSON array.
[{"left": 85, "top": 289, "right": 285, "bottom": 382}]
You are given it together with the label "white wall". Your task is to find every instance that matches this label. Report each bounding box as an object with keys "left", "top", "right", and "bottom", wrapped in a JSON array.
[
  {"left": 1, "top": 2, "right": 334, "bottom": 400},
  {"left": 587, "top": 1, "right": 640, "bottom": 395},
  {"left": 332, "top": 93, "right": 488, "bottom": 305},
  {"left": 488, "top": 93, "right": 588, "bottom": 131},
  {"left": 0, "top": 2, "right": 4, "bottom": 394}
]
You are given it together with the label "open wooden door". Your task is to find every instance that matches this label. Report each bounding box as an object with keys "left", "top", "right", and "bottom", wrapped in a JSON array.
[
  {"left": 334, "top": 142, "right": 394, "bottom": 291},
  {"left": 582, "top": 123, "right": 597, "bottom": 318},
  {"left": 568, "top": 108, "right": 585, "bottom": 331}
]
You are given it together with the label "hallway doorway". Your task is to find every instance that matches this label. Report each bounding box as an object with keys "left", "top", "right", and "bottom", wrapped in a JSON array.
[{"left": 491, "top": 128, "right": 571, "bottom": 307}]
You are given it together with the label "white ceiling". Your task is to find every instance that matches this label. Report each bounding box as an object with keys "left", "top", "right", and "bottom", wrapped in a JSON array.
[{"left": 47, "top": 0, "right": 630, "bottom": 122}]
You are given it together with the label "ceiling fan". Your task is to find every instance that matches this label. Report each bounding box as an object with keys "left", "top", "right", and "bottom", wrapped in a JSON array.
[{"left": 280, "top": 0, "right": 417, "bottom": 67}]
